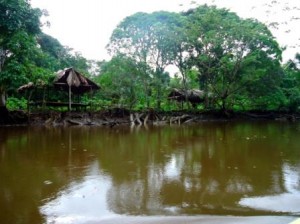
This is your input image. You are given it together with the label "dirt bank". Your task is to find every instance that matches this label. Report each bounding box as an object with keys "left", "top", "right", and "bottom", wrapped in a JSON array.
[
  {"left": 1, "top": 108, "right": 300, "bottom": 127},
  {"left": 0, "top": 107, "right": 28, "bottom": 125}
]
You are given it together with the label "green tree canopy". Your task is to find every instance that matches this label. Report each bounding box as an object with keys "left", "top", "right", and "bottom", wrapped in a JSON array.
[
  {"left": 97, "top": 54, "right": 151, "bottom": 109},
  {"left": 108, "top": 11, "right": 181, "bottom": 109},
  {"left": 107, "top": 5, "right": 283, "bottom": 111},
  {"left": 183, "top": 5, "right": 282, "bottom": 110},
  {"left": 0, "top": 0, "right": 42, "bottom": 108}
]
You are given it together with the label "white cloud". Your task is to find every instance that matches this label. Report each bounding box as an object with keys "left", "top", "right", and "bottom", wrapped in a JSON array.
[
  {"left": 31, "top": 0, "right": 300, "bottom": 62},
  {"left": 31, "top": 0, "right": 183, "bottom": 60}
]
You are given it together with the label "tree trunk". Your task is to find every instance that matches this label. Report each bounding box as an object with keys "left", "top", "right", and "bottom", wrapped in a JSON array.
[
  {"left": 0, "top": 90, "right": 6, "bottom": 108},
  {"left": 0, "top": 90, "right": 10, "bottom": 124},
  {"left": 221, "top": 98, "right": 228, "bottom": 114},
  {"left": 0, "top": 90, "right": 28, "bottom": 125},
  {"left": 0, "top": 106, "right": 11, "bottom": 124},
  {"left": 0, "top": 51, "right": 11, "bottom": 124},
  {"left": 156, "top": 80, "right": 161, "bottom": 110},
  {"left": 156, "top": 87, "right": 161, "bottom": 110},
  {"left": 180, "top": 68, "right": 190, "bottom": 110}
]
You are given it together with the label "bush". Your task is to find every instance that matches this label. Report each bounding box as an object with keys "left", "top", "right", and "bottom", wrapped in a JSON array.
[{"left": 6, "top": 97, "right": 27, "bottom": 110}]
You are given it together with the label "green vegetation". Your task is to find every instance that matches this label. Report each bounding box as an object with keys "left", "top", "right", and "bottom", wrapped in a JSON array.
[{"left": 1, "top": 0, "right": 300, "bottom": 116}]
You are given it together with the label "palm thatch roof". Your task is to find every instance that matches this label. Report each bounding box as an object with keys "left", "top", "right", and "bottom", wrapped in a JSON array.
[
  {"left": 168, "top": 88, "right": 205, "bottom": 104},
  {"left": 54, "top": 67, "right": 100, "bottom": 94},
  {"left": 17, "top": 82, "right": 35, "bottom": 92}
]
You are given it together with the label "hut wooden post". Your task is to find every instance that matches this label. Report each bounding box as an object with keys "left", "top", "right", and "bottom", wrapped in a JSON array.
[{"left": 68, "top": 84, "right": 72, "bottom": 111}]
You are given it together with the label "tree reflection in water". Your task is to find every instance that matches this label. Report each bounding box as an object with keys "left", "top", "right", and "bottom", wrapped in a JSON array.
[
  {"left": 94, "top": 122, "right": 300, "bottom": 216},
  {"left": 1, "top": 122, "right": 300, "bottom": 223}
]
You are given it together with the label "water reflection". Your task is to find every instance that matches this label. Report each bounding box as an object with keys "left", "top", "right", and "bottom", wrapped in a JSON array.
[
  {"left": 239, "top": 163, "right": 300, "bottom": 213},
  {"left": 0, "top": 122, "right": 300, "bottom": 223},
  {"left": 0, "top": 126, "right": 98, "bottom": 224},
  {"left": 97, "top": 122, "right": 300, "bottom": 216},
  {"left": 40, "top": 161, "right": 114, "bottom": 223}
]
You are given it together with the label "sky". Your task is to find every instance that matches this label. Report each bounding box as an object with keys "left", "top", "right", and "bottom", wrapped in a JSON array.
[{"left": 30, "top": 0, "right": 300, "bottom": 63}]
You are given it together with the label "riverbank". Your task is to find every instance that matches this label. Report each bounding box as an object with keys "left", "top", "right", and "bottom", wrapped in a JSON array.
[{"left": 1, "top": 108, "right": 300, "bottom": 126}]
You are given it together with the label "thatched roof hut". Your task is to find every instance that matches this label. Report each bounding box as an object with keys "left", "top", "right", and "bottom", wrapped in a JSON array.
[
  {"left": 54, "top": 67, "right": 100, "bottom": 94},
  {"left": 18, "top": 68, "right": 100, "bottom": 94},
  {"left": 17, "top": 68, "right": 100, "bottom": 111},
  {"left": 168, "top": 88, "right": 205, "bottom": 104},
  {"left": 53, "top": 68, "right": 100, "bottom": 110}
]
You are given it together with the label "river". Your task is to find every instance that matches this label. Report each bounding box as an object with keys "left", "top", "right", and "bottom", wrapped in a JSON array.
[{"left": 0, "top": 121, "right": 299, "bottom": 223}]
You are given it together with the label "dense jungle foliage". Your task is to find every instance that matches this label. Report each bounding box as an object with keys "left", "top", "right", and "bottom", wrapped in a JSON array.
[{"left": 1, "top": 0, "right": 300, "bottom": 114}]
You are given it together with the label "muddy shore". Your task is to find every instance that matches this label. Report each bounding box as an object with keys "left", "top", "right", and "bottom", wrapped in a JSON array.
[{"left": 1, "top": 108, "right": 300, "bottom": 126}]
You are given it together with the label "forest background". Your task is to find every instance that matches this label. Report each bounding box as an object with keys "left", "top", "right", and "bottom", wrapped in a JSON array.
[{"left": 0, "top": 0, "right": 300, "bottom": 116}]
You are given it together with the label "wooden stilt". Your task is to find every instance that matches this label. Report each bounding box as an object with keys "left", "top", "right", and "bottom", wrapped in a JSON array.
[{"left": 69, "top": 85, "right": 72, "bottom": 111}]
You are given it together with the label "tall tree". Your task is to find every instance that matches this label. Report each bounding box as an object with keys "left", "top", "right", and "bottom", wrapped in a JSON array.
[
  {"left": 108, "top": 11, "right": 178, "bottom": 109},
  {"left": 183, "top": 5, "right": 282, "bottom": 111},
  {"left": 280, "top": 53, "right": 300, "bottom": 111},
  {"left": 0, "top": 0, "right": 41, "bottom": 112},
  {"left": 37, "top": 33, "right": 91, "bottom": 73},
  {"left": 97, "top": 54, "right": 149, "bottom": 109}
]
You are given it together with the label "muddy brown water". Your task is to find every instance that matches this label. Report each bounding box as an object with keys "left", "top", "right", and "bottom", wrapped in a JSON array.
[{"left": 0, "top": 121, "right": 300, "bottom": 223}]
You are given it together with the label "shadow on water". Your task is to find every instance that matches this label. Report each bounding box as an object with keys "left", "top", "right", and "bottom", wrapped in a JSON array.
[{"left": 0, "top": 121, "right": 300, "bottom": 223}]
